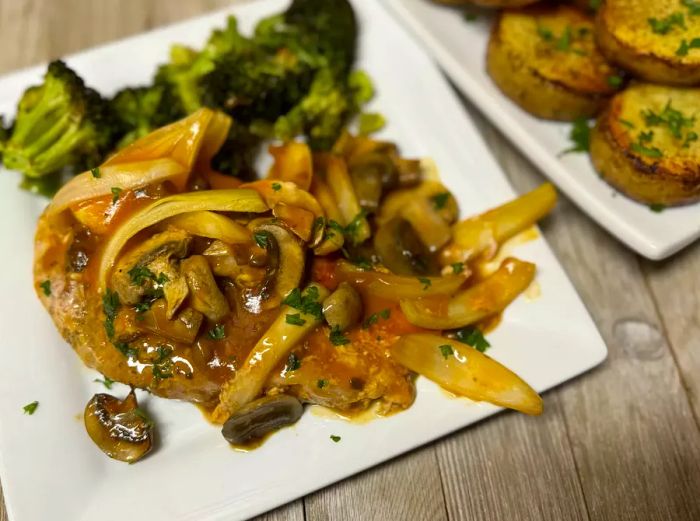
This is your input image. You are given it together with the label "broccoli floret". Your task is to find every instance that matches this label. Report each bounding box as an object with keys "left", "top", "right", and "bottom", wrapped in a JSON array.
[
  {"left": 255, "top": 0, "right": 357, "bottom": 75},
  {"left": 1, "top": 60, "right": 117, "bottom": 178},
  {"left": 210, "top": 121, "right": 262, "bottom": 179},
  {"left": 156, "top": 16, "right": 254, "bottom": 114},
  {"left": 272, "top": 68, "right": 374, "bottom": 150},
  {"left": 111, "top": 82, "right": 185, "bottom": 149},
  {"left": 199, "top": 47, "right": 312, "bottom": 124}
]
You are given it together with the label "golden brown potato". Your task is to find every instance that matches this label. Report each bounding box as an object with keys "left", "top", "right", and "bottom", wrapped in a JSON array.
[
  {"left": 432, "top": 0, "right": 538, "bottom": 6},
  {"left": 590, "top": 83, "right": 700, "bottom": 206},
  {"left": 596, "top": 0, "right": 700, "bottom": 85},
  {"left": 487, "top": 4, "right": 622, "bottom": 121}
]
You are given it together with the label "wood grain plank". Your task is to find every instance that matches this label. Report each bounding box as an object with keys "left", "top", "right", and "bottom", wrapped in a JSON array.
[
  {"left": 437, "top": 394, "right": 589, "bottom": 521},
  {"left": 253, "top": 500, "right": 304, "bottom": 521},
  {"left": 304, "top": 445, "right": 448, "bottom": 521},
  {"left": 466, "top": 105, "right": 700, "bottom": 521},
  {"left": 642, "top": 248, "right": 700, "bottom": 427}
]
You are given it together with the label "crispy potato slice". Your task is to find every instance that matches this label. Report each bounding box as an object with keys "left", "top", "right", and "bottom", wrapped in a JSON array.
[
  {"left": 590, "top": 83, "right": 700, "bottom": 205},
  {"left": 596, "top": 0, "right": 700, "bottom": 85},
  {"left": 487, "top": 5, "right": 621, "bottom": 120}
]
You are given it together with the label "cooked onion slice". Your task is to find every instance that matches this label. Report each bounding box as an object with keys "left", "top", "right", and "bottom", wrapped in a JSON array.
[
  {"left": 400, "top": 258, "right": 535, "bottom": 329},
  {"left": 47, "top": 158, "right": 186, "bottom": 217},
  {"left": 165, "top": 211, "right": 251, "bottom": 244},
  {"left": 391, "top": 333, "right": 542, "bottom": 415},
  {"left": 336, "top": 261, "right": 465, "bottom": 299},
  {"left": 212, "top": 284, "right": 330, "bottom": 423},
  {"left": 267, "top": 142, "right": 313, "bottom": 191},
  {"left": 98, "top": 189, "right": 267, "bottom": 290},
  {"left": 446, "top": 184, "right": 556, "bottom": 263}
]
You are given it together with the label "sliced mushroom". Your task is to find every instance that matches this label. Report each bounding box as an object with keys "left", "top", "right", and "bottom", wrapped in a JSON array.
[
  {"left": 374, "top": 217, "right": 439, "bottom": 276},
  {"left": 84, "top": 390, "right": 153, "bottom": 463},
  {"left": 111, "top": 228, "right": 191, "bottom": 318},
  {"left": 221, "top": 395, "right": 303, "bottom": 445},
  {"left": 348, "top": 152, "right": 396, "bottom": 212},
  {"left": 202, "top": 240, "right": 242, "bottom": 278},
  {"left": 247, "top": 222, "right": 304, "bottom": 311},
  {"left": 138, "top": 300, "right": 203, "bottom": 344},
  {"left": 323, "top": 282, "right": 363, "bottom": 331},
  {"left": 181, "top": 255, "right": 230, "bottom": 322}
]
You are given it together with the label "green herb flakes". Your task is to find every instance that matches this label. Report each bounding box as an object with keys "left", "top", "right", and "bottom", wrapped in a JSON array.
[
  {"left": 111, "top": 186, "right": 122, "bottom": 203},
  {"left": 286, "top": 352, "right": 301, "bottom": 372},
  {"left": 272, "top": 182, "right": 282, "bottom": 191},
  {"left": 330, "top": 434, "right": 341, "bottom": 443},
  {"left": 317, "top": 379, "right": 328, "bottom": 389},
  {"left": 90, "top": 167, "right": 101, "bottom": 178},
  {"left": 23, "top": 401, "right": 39, "bottom": 415},
  {"left": 254, "top": 231, "right": 270, "bottom": 248},
  {"left": 676, "top": 38, "right": 700, "bottom": 56},
  {"left": 454, "top": 326, "right": 491, "bottom": 353},
  {"left": 283, "top": 286, "right": 324, "bottom": 319},
  {"left": 648, "top": 13, "right": 685, "bottom": 35},
  {"left": 649, "top": 203, "right": 666, "bottom": 213},
  {"left": 562, "top": 117, "right": 591, "bottom": 154},
  {"left": 607, "top": 75, "right": 623, "bottom": 88},
  {"left": 40, "top": 280, "right": 51, "bottom": 296},
  {"left": 286, "top": 313, "right": 306, "bottom": 326},
  {"left": 418, "top": 277, "right": 432, "bottom": 290},
  {"left": 94, "top": 376, "right": 115, "bottom": 389},
  {"left": 329, "top": 325, "right": 350, "bottom": 346},
  {"left": 208, "top": 324, "right": 226, "bottom": 340},
  {"left": 451, "top": 262, "right": 465, "bottom": 274},
  {"left": 439, "top": 344, "right": 454, "bottom": 359}
]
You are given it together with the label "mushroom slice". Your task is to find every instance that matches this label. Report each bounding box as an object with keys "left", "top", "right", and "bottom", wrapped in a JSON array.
[
  {"left": 202, "top": 240, "right": 242, "bottom": 278},
  {"left": 84, "top": 390, "right": 153, "bottom": 463},
  {"left": 111, "top": 228, "right": 191, "bottom": 306},
  {"left": 138, "top": 300, "right": 203, "bottom": 344},
  {"left": 374, "top": 217, "right": 439, "bottom": 276},
  {"left": 181, "top": 255, "right": 230, "bottom": 322},
  {"left": 221, "top": 395, "right": 303, "bottom": 445},
  {"left": 249, "top": 222, "right": 305, "bottom": 310}
]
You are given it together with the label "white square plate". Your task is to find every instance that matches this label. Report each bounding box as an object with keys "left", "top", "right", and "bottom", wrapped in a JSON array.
[
  {"left": 0, "top": 1, "right": 607, "bottom": 520},
  {"left": 385, "top": 0, "right": 700, "bottom": 260}
]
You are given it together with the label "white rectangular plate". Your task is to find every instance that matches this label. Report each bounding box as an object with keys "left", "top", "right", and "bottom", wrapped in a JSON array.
[
  {"left": 385, "top": 0, "right": 700, "bottom": 260},
  {"left": 0, "top": 1, "right": 607, "bottom": 520}
]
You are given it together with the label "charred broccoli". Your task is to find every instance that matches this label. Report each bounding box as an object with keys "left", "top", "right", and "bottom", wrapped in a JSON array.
[
  {"left": 111, "top": 83, "right": 185, "bottom": 149},
  {"left": 156, "top": 16, "right": 254, "bottom": 114},
  {"left": 1, "top": 60, "right": 117, "bottom": 178}
]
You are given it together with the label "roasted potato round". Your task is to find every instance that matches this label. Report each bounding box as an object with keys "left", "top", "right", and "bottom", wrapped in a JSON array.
[
  {"left": 590, "top": 83, "right": 700, "bottom": 206},
  {"left": 487, "top": 4, "right": 621, "bottom": 121},
  {"left": 596, "top": 0, "right": 700, "bottom": 85},
  {"left": 432, "top": 0, "right": 538, "bottom": 6}
]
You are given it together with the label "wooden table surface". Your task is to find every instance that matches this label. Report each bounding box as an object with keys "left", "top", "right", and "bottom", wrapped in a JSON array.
[{"left": 1, "top": 1, "right": 699, "bottom": 520}]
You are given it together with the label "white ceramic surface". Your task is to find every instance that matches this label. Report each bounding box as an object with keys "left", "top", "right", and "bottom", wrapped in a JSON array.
[
  {"left": 385, "top": 0, "right": 700, "bottom": 260},
  {"left": 0, "top": 1, "right": 607, "bottom": 520}
]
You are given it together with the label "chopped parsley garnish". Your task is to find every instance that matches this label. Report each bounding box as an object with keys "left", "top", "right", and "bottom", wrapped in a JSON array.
[
  {"left": 676, "top": 37, "right": 700, "bottom": 56},
  {"left": 115, "top": 341, "right": 138, "bottom": 358},
  {"left": 649, "top": 203, "right": 666, "bottom": 213},
  {"left": 362, "top": 308, "right": 391, "bottom": 329},
  {"left": 128, "top": 265, "right": 157, "bottom": 286},
  {"left": 451, "top": 262, "right": 465, "bottom": 274},
  {"left": 454, "top": 326, "right": 491, "bottom": 353},
  {"left": 555, "top": 26, "right": 572, "bottom": 52},
  {"left": 102, "top": 289, "right": 120, "bottom": 339},
  {"left": 619, "top": 118, "right": 635, "bottom": 129},
  {"left": 317, "top": 379, "right": 328, "bottom": 389},
  {"left": 271, "top": 182, "right": 282, "bottom": 191},
  {"left": 537, "top": 26, "right": 553, "bottom": 41},
  {"left": 330, "top": 434, "right": 341, "bottom": 443},
  {"left": 285, "top": 352, "right": 301, "bottom": 372},
  {"left": 286, "top": 313, "right": 306, "bottom": 326},
  {"left": 208, "top": 324, "right": 226, "bottom": 340},
  {"left": 94, "top": 376, "right": 114, "bottom": 389},
  {"left": 152, "top": 346, "right": 174, "bottom": 380},
  {"left": 648, "top": 13, "right": 685, "bottom": 35},
  {"left": 438, "top": 344, "right": 454, "bottom": 359},
  {"left": 607, "top": 75, "right": 623, "bottom": 88},
  {"left": 111, "top": 187, "right": 122, "bottom": 204},
  {"left": 431, "top": 192, "right": 450, "bottom": 210},
  {"left": 464, "top": 12, "right": 477, "bottom": 21},
  {"left": 589, "top": 0, "right": 601, "bottom": 9},
  {"left": 133, "top": 408, "right": 154, "bottom": 429},
  {"left": 90, "top": 167, "right": 101, "bottom": 178},
  {"left": 22, "top": 401, "right": 39, "bottom": 415},
  {"left": 344, "top": 210, "right": 368, "bottom": 243},
  {"left": 562, "top": 117, "right": 591, "bottom": 154},
  {"left": 134, "top": 299, "right": 153, "bottom": 315},
  {"left": 358, "top": 112, "right": 386, "bottom": 136},
  {"left": 329, "top": 325, "right": 350, "bottom": 346},
  {"left": 253, "top": 231, "right": 270, "bottom": 248},
  {"left": 283, "top": 286, "right": 323, "bottom": 319},
  {"left": 418, "top": 277, "right": 432, "bottom": 290},
  {"left": 642, "top": 101, "right": 695, "bottom": 139},
  {"left": 39, "top": 280, "right": 51, "bottom": 296},
  {"left": 631, "top": 131, "right": 663, "bottom": 158},
  {"left": 327, "top": 219, "right": 345, "bottom": 238}
]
